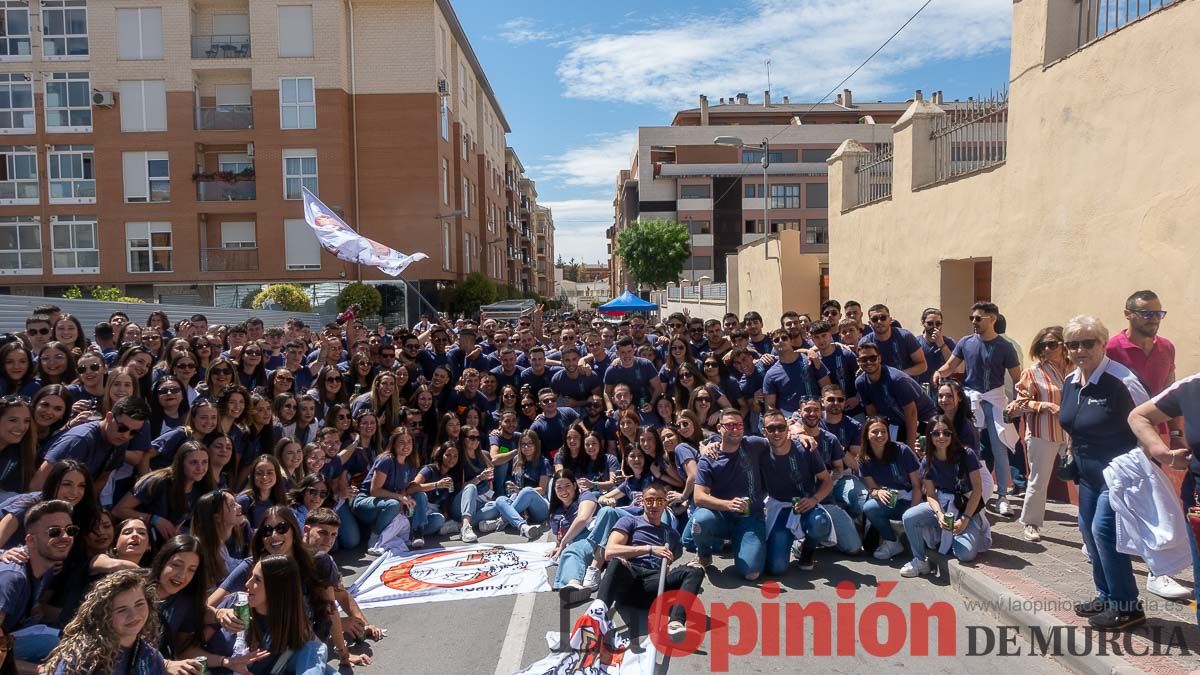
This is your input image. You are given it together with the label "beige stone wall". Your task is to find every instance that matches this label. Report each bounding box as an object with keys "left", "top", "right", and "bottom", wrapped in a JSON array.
[
  {"left": 731, "top": 231, "right": 824, "bottom": 321},
  {"left": 828, "top": 0, "right": 1200, "bottom": 372}
]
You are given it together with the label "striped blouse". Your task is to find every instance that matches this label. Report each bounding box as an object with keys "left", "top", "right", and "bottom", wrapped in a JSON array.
[{"left": 1016, "top": 359, "right": 1068, "bottom": 442}]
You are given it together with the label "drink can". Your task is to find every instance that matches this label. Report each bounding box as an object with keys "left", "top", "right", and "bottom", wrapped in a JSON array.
[
  {"left": 942, "top": 513, "right": 955, "bottom": 529},
  {"left": 888, "top": 489, "right": 899, "bottom": 505},
  {"left": 195, "top": 657, "right": 207, "bottom": 674},
  {"left": 741, "top": 499, "right": 751, "bottom": 515},
  {"left": 235, "top": 591, "right": 251, "bottom": 625}
]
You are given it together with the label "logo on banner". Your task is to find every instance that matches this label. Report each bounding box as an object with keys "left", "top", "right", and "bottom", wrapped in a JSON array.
[{"left": 380, "top": 546, "right": 529, "bottom": 592}]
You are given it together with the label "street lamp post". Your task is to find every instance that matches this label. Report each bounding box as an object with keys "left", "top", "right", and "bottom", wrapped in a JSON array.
[{"left": 715, "top": 135, "right": 771, "bottom": 258}]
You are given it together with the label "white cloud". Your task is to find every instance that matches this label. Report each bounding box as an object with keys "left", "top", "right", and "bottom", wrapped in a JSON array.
[
  {"left": 500, "top": 17, "right": 553, "bottom": 45},
  {"left": 534, "top": 131, "right": 637, "bottom": 188},
  {"left": 556, "top": 0, "right": 1011, "bottom": 109},
  {"left": 538, "top": 198, "right": 613, "bottom": 264}
]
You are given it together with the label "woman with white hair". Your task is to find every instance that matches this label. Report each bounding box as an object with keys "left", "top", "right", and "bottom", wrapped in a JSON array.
[{"left": 1058, "top": 315, "right": 1149, "bottom": 631}]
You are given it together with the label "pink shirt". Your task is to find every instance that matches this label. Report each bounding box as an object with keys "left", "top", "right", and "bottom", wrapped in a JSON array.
[{"left": 1106, "top": 330, "right": 1175, "bottom": 395}]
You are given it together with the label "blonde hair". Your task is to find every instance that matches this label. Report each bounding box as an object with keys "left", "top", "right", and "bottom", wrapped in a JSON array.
[
  {"left": 1063, "top": 315, "right": 1109, "bottom": 344},
  {"left": 45, "top": 569, "right": 161, "bottom": 675}
]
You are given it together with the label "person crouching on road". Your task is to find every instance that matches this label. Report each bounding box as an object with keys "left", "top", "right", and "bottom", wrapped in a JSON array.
[
  {"left": 859, "top": 417, "right": 923, "bottom": 560},
  {"left": 760, "top": 408, "right": 835, "bottom": 575}
]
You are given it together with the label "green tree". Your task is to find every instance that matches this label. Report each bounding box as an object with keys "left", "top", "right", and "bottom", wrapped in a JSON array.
[
  {"left": 336, "top": 282, "right": 383, "bottom": 317},
  {"left": 252, "top": 284, "right": 312, "bottom": 313},
  {"left": 614, "top": 219, "right": 690, "bottom": 289},
  {"left": 90, "top": 286, "right": 123, "bottom": 301},
  {"left": 453, "top": 272, "right": 498, "bottom": 315}
]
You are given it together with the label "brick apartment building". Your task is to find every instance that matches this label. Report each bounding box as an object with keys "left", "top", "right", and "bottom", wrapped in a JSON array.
[
  {"left": 610, "top": 90, "right": 953, "bottom": 294},
  {"left": 0, "top": 0, "right": 550, "bottom": 311}
]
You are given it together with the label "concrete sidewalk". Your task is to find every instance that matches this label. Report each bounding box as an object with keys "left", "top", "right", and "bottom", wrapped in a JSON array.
[{"left": 944, "top": 498, "right": 1200, "bottom": 674}]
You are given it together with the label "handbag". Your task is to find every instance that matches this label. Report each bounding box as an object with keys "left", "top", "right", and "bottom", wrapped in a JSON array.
[{"left": 1057, "top": 444, "right": 1080, "bottom": 483}]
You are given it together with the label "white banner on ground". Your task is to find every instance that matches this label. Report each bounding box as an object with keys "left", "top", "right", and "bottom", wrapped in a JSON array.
[
  {"left": 301, "top": 187, "right": 428, "bottom": 277},
  {"left": 514, "top": 600, "right": 657, "bottom": 675},
  {"left": 348, "top": 542, "right": 555, "bottom": 608}
]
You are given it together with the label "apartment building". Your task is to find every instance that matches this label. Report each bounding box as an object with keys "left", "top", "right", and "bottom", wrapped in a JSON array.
[
  {"left": 0, "top": 0, "right": 523, "bottom": 307},
  {"left": 610, "top": 90, "right": 940, "bottom": 293},
  {"left": 533, "top": 204, "right": 554, "bottom": 297}
]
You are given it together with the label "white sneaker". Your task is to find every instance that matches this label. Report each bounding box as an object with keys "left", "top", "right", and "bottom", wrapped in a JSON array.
[
  {"left": 873, "top": 539, "right": 905, "bottom": 560},
  {"left": 520, "top": 524, "right": 539, "bottom": 540},
  {"left": 367, "top": 545, "right": 386, "bottom": 557},
  {"left": 366, "top": 533, "right": 381, "bottom": 550},
  {"left": 1023, "top": 525, "right": 1041, "bottom": 542},
  {"left": 410, "top": 537, "right": 425, "bottom": 549},
  {"left": 900, "top": 557, "right": 931, "bottom": 578},
  {"left": 791, "top": 540, "right": 804, "bottom": 560},
  {"left": 581, "top": 566, "right": 602, "bottom": 590},
  {"left": 476, "top": 518, "right": 504, "bottom": 534},
  {"left": 1081, "top": 543, "right": 1089, "bottom": 561},
  {"left": 439, "top": 520, "right": 460, "bottom": 536},
  {"left": 461, "top": 522, "right": 478, "bottom": 544},
  {"left": 1147, "top": 574, "right": 1192, "bottom": 600},
  {"left": 666, "top": 620, "right": 687, "bottom": 638},
  {"left": 996, "top": 498, "right": 1012, "bottom": 517}
]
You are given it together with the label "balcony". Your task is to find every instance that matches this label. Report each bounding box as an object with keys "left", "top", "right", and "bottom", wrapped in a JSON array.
[
  {"left": 196, "top": 105, "right": 252, "bottom": 131},
  {"left": 192, "top": 35, "right": 251, "bottom": 59},
  {"left": 195, "top": 176, "right": 256, "bottom": 201},
  {"left": 200, "top": 247, "right": 259, "bottom": 272}
]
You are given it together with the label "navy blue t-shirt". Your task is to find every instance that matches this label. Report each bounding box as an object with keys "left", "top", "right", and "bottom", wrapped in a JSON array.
[
  {"left": 509, "top": 455, "right": 553, "bottom": 490},
  {"left": 860, "top": 443, "right": 921, "bottom": 491},
  {"left": 0, "top": 559, "right": 52, "bottom": 632},
  {"left": 821, "top": 416, "right": 863, "bottom": 453},
  {"left": 695, "top": 436, "right": 769, "bottom": 515},
  {"left": 489, "top": 365, "right": 525, "bottom": 392},
  {"left": 359, "top": 454, "right": 419, "bottom": 494},
  {"left": 43, "top": 421, "right": 127, "bottom": 476},
  {"left": 612, "top": 513, "right": 681, "bottom": 571},
  {"left": 916, "top": 334, "right": 956, "bottom": 386},
  {"left": 855, "top": 366, "right": 937, "bottom": 427},
  {"left": 550, "top": 369, "right": 602, "bottom": 406},
  {"left": 859, "top": 328, "right": 922, "bottom": 373},
  {"left": 529, "top": 408, "right": 581, "bottom": 457},
  {"left": 1152, "top": 374, "right": 1200, "bottom": 478},
  {"left": 762, "top": 356, "right": 829, "bottom": 414},
  {"left": 952, "top": 334, "right": 1020, "bottom": 393},
  {"left": 1059, "top": 359, "right": 1148, "bottom": 485},
  {"left": 519, "top": 366, "right": 563, "bottom": 397},
  {"left": 550, "top": 492, "right": 598, "bottom": 538},
  {"left": 760, "top": 440, "right": 827, "bottom": 502},
  {"left": 921, "top": 447, "right": 983, "bottom": 494},
  {"left": 0, "top": 443, "right": 22, "bottom": 493},
  {"left": 806, "top": 428, "right": 846, "bottom": 473},
  {"left": 603, "top": 357, "right": 659, "bottom": 404}
]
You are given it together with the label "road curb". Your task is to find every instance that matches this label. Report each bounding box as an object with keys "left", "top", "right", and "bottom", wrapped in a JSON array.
[{"left": 946, "top": 559, "right": 1146, "bottom": 675}]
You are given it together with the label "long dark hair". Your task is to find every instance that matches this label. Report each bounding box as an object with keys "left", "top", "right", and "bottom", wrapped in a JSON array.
[
  {"left": 134, "top": 440, "right": 215, "bottom": 519},
  {"left": 149, "top": 375, "right": 190, "bottom": 438},
  {"left": 860, "top": 416, "right": 899, "bottom": 463},
  {"left": 935, "top": 379, "right": 975, "bottom": 432},
  {"left": 42, "top": 459, "right": 99, "bottom": 534},
  {"left": 150, "top": 535, "right": 209, "bottom": 657},
  {"left": 925, "top": 414, "right": 967, "bottom": 466},
  {"left": 249, "top": 554, "right": 313, "bottom": 654},
  {"left": 191, "top": 489, "right": 241, "bottom": 586},
  {"left": 546, "top": 468, "right": 578, "bottom": 514},
  {"left": 0, "top": 341, "right": 34, "bottom": 391},
  {"left": 0, "top": 398, "right": 35, "bottom": 491},
  {"left": 249, "top": 508, "right": 329, "bottom": 630},
  {"left": 31, "top": 383, "right": 72, "bottom": 439}
]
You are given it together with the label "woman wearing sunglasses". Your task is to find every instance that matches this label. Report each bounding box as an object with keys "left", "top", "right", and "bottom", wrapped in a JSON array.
[
  {"left": 900, "top": 416, "right": 992, "bottom": 578},
  {"left": 196, "top": 356, "right": 236, "bottom": 401},
  {"left": 66, "top": 351, "right": 106, "bottom": 409},
  {"left": 288, "top": 473, "right": 333, "bottom": 528},
  {"left": 234, "top": 342, "right": 268, "bottom": 392},
  {"left": 147, "top": 375, "right": 188, "bottom": 440},
  {"left": 1009, "top": 325, "right": 1071, "bottom": 542}
]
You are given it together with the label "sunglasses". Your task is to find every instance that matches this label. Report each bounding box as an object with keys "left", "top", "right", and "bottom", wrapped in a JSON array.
[
  {"left": 46, "top": 525, "right": 80, "bottom": 539},
  {"left": 1066, "top": 339, "right": 1099, "bottom": 351},
  {"left": 244, "top": 350, "right": 262, "bottom": 356},
  {"left": 466, "top": 434, "right": 480, "bottom": 440},
  {"left": 210, "top": 367, "right": 233, "bottom": 376},
  {"left": 336, "top": 414, "right": 349, "bottom": 420},
  {"left": 115, "top": 421, "right": 139, "bottom": 434},
  {"left": 869, "top": 315, "right": 890, "bottom": 323},
  {"left": 77, "top": 363, "right": 102, "bottom": 373},
  {"left": 968, "top": 315, "right": 990, "bottom": 323},
  {"left": 304, "top": 488, "right": 329, "bottom": 499},
  {"left": 27, "top": 327, "right": 50, "bottom": 336},
  {"left": 668, "top": 323, "right": 683, "bottom": 330},
  {"left": 1131, "top": 310, "right": 1167, "bottom": 320},
  {"left": 929, "top": 430, "right": 953, "bottom": 438},
  {"left": 259, "top": 522, "right": 291, "bottom": 536},
  {"left": 642, "top": 497, "right": 667, "bottom": 507},
  {"left": 824, "top": 396, "right": 846, "bottom": 403},
  {"left": 275, "top": 374, "right": 294, "bottom": 381},
  {"left": 857, "top": 355, "right": 879, "bottom": 363},
  {"left": 924, "top": 321, "right": 943, "bottom": 327},
  {"left": 1039, "top": 340, "right": 1062, "bottom": 350},
  {"left": 695, "top": 397, "right": 712, "bottom": 403},
  {"left": 720, "top": 422, "right": 744, "bottom": 431},
  {"left": 540, "top": 399, "right": 556, "bottom": 405},
  {"left": 521, "top": 402, "right": 536, "bottom": 408},
  {"left": 159, "top": 387, "right": 182, "bottom": 395},
  {"left": 764, "top": 424, "right": 788, "bottom": 433},
  {"left": 143, "top": 335, "right": 161, "bottom": 342},
  {"left": 821, "top": 310, "right": 839, "bottom": 317}
]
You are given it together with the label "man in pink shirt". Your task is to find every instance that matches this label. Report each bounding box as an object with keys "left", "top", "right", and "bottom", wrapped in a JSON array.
[{"left": 1105, "top": 289, "right": 1189, "bottom": 601}]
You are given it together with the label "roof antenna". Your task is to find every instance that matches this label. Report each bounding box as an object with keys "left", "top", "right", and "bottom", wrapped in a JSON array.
[{"left": 764, "top": 58, "right": 772, "bottom": 95}]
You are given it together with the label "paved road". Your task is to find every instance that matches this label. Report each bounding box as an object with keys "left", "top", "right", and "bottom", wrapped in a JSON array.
[{"left": 333, "top": 529, "right": 1071, "bottom": 674}]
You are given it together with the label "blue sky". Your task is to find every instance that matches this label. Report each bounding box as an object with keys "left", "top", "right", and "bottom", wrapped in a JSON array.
[{"left": 454, "top": 0, "right": 1013, "bottom": 264}]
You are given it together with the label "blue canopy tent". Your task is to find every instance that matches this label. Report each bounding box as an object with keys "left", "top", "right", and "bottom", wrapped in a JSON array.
[{"left": 596, "top": 291, "right": 658, "bottom": 317}]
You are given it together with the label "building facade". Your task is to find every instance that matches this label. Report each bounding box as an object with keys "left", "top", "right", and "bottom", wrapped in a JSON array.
[{"left": 0, "top": 0, "right": 548, "bottom": 307}]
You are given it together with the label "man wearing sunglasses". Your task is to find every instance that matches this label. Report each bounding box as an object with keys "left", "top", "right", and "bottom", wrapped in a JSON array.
[
  {"left": 530, "top": 388, "right": 580, "bottom": 458},
  {"left": 22, "top": 315, "right": 52, "bottom": 354},
  {"left": 916, "top": 308, "right": 955, "bottom": 390},
  {"left": 762, "top": 329, "right": 831, "bottom": 419},
  {"left": 32, "top": 396, "right": 150, "bottom": 494},
  {"left": 0, "top": 500, "right": 74, "bottom": 665},
  {"left": 857, "top": 304, "right": 927, "bottom": 380},
  {"left": 855, "top": 344, "right": 936, "bottom": 448},
  {"left": 550, "top": 347, "right": 602, "bottom": 413}
]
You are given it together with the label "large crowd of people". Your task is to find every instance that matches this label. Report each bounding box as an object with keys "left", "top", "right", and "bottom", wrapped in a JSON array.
[{"left": 0, "top": 289, "right": 1195, "bottom": 673}]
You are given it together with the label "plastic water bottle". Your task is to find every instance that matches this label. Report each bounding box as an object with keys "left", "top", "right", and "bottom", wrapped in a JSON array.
[{"left": 232, "top": 592, "right": 250, "bottom": 657}]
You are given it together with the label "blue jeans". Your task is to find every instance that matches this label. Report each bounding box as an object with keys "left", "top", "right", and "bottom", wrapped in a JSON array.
[
  {"left": 764, "top": 507, "right": 833, "bottom": 576},
  {"left": 835, "top": 474, "right": 868, "bottom": 517},
  {"left": 1188, "top": 522, "right": 1200, "bottom": 627},
  {"left": 11, "top": 625, "right": 59, "bottom": 663},
  {"left": 982, "top": 401, "right": 1011, "bottom": 496},
  {"left": 335, "top": 500, "right": 361, "bottom": 549},
  {"left": 1078, "top": 479, "right": 1139, "bottom": 611},
  {"left": 491, "top": 459, "right": 512, "bottom": 496},
  {"left": 291, "top": 639, "right": 334, "bottom": 675},
  {"left": 351, "top": 495, "right": 401, "bottom": 536},
  {"left": 451, "top": 482, "right": 501, "bottom": 523},
  {"left": 825, "top": 502, "right": 863, "bottom": 553},
  {"left": 494, "top": 487, "right": 549, "bottom": 528},
  {"left": 689, "top": 507, "right": 766, "bottom": 579},
  {"left": 554, "top": 506, "right": 621, "bottom": 587},
  {"left": 863, "top": 494, "right": 910, "bottom": 542},
  {"left": 410, "top": 491, "right": 443, "bottom": 536},
  {"left": 902, "top": 502, "right": 990, "bottom": 562}
]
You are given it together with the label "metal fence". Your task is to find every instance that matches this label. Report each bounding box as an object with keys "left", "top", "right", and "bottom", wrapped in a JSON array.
[
  {"left": 1077, "top": 0, "right": 1175, "bottom": 48},
  {"left": 854, "top": 144, "right": 894, "bottom": 207},
  {"left": 0, "top": 294, "right": 319, "bottom": 334},
  {"left": 930, "top": 90, "right": 1008, "bottom": 185},
  {"left": 667, "top": 282, "right": 727, "bottom": 301}
]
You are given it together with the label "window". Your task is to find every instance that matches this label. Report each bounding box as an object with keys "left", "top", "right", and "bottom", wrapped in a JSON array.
[
  {"left": 0, "top": 2, "right": 31, "bottom": 59},
  {"left": 0, "top": 73, "right": 33, "bottom": 133},
  {"left": 685, "top": 220, "right": 711, "bottom": 235},
  {"left": 45, "top": 72, "right": 91, "bottom": 132},
  {"left": 802, "top": 148, "right": 834, "bottom": 163},
  {"left": 769, "top": 184, "right": 800, "bottom": 209},
  {"left": 125, "top": 221, "right": 171, "bottom": 273},
  {"left": 0, "top": 145, "right": 37, "bottom": 204},
  {"left": 744, "top": 219, "right": 763, "bottom": 234},
  {"left": 743, "top": 183, "right": 761, "bottom": 198},
  {"left": 118, "top": 80, "right": 166, "bottom": 132},
  {"left": 51, "top": 215, "right": 97, "bottom": 273},
  {"left": 282, "top": 149, "right": 317, "bottom": 200},
  {"left": 116, "top": 8, "right": 162, "bottom": 60},
  {"left": 0, "top": 215, "right": 39, "bottom": 274},
  {"left": 439, "top": 98, "right": 448, "bottom": 140},
  {"left": 442, "top": 223, "right": 451, "bottom": 271},
  {"left": 440, "top": 26, "right": 448, "bottom": 74},
  {"left": 805, "top": 219, "right": 828, "bottom": 245},
  {"left": 805, "top": 182, "right": 828, "bottom": 209},
  {"left": 459, "top": 63, "right": 466, "bottom": 104},
  {"left": 679, "top": 184, "right": 711, "bottom": 199},
  {"left": 461, "top": 177, "right": 469, "bottom": 218},
  {"left": 284, "top": 218, "right": 320, "bottom": 269},
  {"left": 441, "top": 158, "right": 448, "bottom": 204},
  {"left": 220, "top": 221, "right": 255, "bottom": 248},
  {"left": 463, "top": 232, "right": 471, "bottom": 273},
  {"left": 48, "top": 144, "right": 94, "bottom": 203},
  {"left": 742, "top": 149, "right": 797, "bottom": 164},
  {"left": 685, "top": 256, "right": 712, "bottom": 270},
  {"left": 42, "top": 0, "right": 88, "bottom": 59},
  {"left": 461, "top": 132, "right": 468, "bottom": 160},
  {"left": 218, "top": 153, "right": 252, "bottom": 174},
  {"left": 122, "top": 151, "right": 169, "bottom": 203},
  {"left": 769, "top": 220, "right": 800, "bottom": 233},
  {"left": 279, "top": 77, "right": 315, "bottom": 129},
  {"left": 277, "top": 5, "right": 313, "bottom": 57}
]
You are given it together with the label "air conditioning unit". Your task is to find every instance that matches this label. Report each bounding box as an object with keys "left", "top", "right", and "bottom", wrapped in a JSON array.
[
  {"left": 92, "top": 90, "right": 114, "bottom": 107},
  {"left": 245, "top": 142, "right": 255, "bottom": 157},
  {"left": 437, "top": 79, "right": 448, "bottom": 95}
]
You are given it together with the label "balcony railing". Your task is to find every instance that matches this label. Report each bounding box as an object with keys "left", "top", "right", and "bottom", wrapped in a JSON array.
[
  {"left": 196, "top": 179, "right": 256, "bottom": 201},
  {"left": 853, "top": 143, "right": 893, "bottom": 207},
  {"left": 192, "top": 35, "right": 251, "bottom": 59},
  {"left": 196, "top": 106, "right": 252, "bottom": 130},
  {"left": 1076, "top": 0, "right": 1174, "bottom": 49},
  {"left": 929, "top": 90, "right": 1008, "bottom": 185},
  {"left": 200, "top": 247, "right": 259, "bottom": 272}
]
